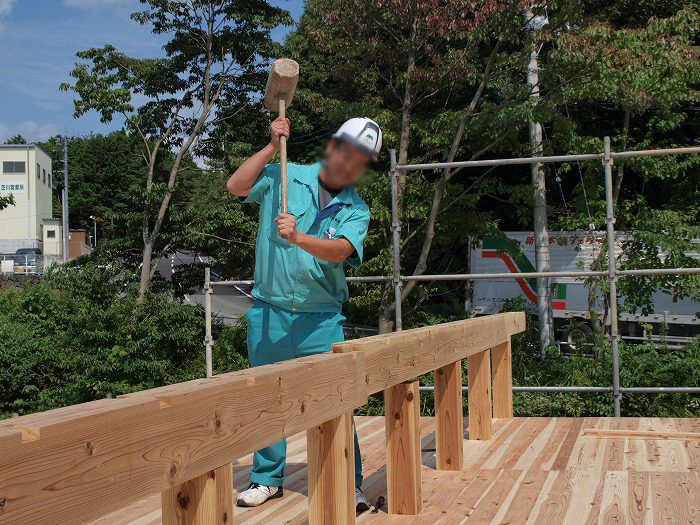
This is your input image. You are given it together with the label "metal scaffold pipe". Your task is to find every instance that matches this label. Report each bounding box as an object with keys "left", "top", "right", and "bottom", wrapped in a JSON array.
[
  {"left": 611, "top": 146, "right": 700, "bottom": 159},
  {"left": 603, "top": 137, "right": 622, "bottom": 417},
  {"left": 203, "top": 141, "right": 700, "bottom": 417},
  {"left": 397, "top": 153, "right": 604, "bottom": 171},
  {"left": 208, "top": 266, "right": 700, "bottom": 287},
  {"left": 204, "top": 267, "right": 213, "bottom": 378},
  {"left": 389, "top": 149, "right": 403, "bottom": 332}
]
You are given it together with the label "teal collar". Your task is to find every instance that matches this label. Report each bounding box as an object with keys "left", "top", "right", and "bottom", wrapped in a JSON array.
[{"left": 292, "top": 162, "right": 356, "bottom": 206}]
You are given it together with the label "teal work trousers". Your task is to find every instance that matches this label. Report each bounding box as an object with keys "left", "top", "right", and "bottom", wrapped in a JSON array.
[{"left": 246, "top": 300, "right": 363, "bottom": 488}]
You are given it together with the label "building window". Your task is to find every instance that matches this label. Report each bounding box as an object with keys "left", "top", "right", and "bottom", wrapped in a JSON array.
[
  {"left": 37, "top": 163, "right": 41, "bottom": 179},
  {"left": 47, "top": 230, "right": 56, "bottom": 239},
  {"left": 48, "top": 174, "right": 52, "bottom": 188},
  {"left": 3, "top": 161, "right": 25, "bottom": 174},
  {"left": 43, "top": 169, "right": 46, "bottom": 184}
]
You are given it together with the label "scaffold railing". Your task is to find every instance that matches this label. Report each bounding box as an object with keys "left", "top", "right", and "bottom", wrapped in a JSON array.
[{"left": 204, "top": 139, "right": 700, "bottom": 416}]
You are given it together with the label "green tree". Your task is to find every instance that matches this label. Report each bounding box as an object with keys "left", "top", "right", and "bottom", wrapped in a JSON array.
[
  {"left": 0, "top": 194, "right": 14, "bottom": 212},
  {"left": 4, "top": 134, "right": 27, "bottom": 144},
  {"left": 284, "top": 0, "right": 581, "bottom": 330},
  {"left": 0, "top": 262, "right": 249, "bottom": 417},
  {"left": 551, "top": 8, "right": 700, "bottom": 324},
  {"left": 61, "top": 0, "right": 291, "bottom": 300}
]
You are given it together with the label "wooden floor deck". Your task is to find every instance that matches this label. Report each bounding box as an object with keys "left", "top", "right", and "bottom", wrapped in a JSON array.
[{"left": 89, "top": 416, "right": 700, "bottom": 525}]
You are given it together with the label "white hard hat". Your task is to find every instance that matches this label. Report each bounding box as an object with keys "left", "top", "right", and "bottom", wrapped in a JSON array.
[{"left": 332, "top": 117, "right": 383, "bottom": 161}]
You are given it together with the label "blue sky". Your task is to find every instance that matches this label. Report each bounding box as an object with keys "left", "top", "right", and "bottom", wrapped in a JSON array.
[{"left": 0, "top": 0, "right": 303, "bottom": 143}]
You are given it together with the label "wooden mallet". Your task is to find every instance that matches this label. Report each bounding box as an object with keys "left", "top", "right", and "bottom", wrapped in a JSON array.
[{"left": 265, "top": 58, "right": 299, "bottom": 214}]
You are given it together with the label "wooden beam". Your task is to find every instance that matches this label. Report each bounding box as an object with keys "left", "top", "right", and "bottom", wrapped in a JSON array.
[
  {"left": 307, "top": 413, "right": 355, "bottom": 525},
  {"left": 467, "top": 350, "right": 492, "bottom": 440},
  {"left": 434, "top": 361, "right": 463, "bottom": 471},
  {"left": 162, "top": 463, "right": 232, "bottom": 524},
  {"left": 385, "top": 381, "right": 422, "bottom": 515},
  {"left": 583, "top": 429, "right": 700, "bottom": 440},
  {"left": 491, "top": 341, "right": 513, "bottom": 418},
  {"left": 333, "top": 313, "right": 525, "bottom": 394},
  {"left": 0, "top": 351, "right": 367, "bottom": 525}
]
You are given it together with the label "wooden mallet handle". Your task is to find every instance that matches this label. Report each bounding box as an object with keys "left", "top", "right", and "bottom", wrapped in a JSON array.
[
  {"left": 279, "top": 97, "right": 288, "bottom": 214},
  {"left": 264, "top": 58, "right": 298, "bottom": 216}
]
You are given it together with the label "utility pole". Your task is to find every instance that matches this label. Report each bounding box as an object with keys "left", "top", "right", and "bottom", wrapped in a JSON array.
[
  {"left": 90, "top": 215, "right": 97, "bottom": 247},
  {"left": 524, "top": 8, "right": 554, "bottom": 357},
  {"left": 61, "top": 137, "right": 69, "bottom": 262}
]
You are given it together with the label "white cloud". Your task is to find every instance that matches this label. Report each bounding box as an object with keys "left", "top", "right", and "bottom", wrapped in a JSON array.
[
  {"left": 0, "top": 0, "right": 15, "bottom": 35},
  {"left": 0, "top": 121, "right": 59, "bottom": 143}
]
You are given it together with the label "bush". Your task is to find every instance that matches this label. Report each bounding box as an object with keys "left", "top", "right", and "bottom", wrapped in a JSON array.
[
  {"left": 2, "top": 264, "right": 697, "bottom": 419},
  {"left": 509, "top": 313, "right": 700, "bottom": 417},
  {"left": 0, "top": 263, "right": 249, "bottom": 418}
]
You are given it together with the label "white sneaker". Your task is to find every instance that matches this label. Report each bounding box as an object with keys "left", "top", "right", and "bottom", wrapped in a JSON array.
[
  {"left": 355, "top": 487, "right": 370, "bottom": 512},
  {"left": 236, "top": 483, "right": 283, "bottom": 507}
]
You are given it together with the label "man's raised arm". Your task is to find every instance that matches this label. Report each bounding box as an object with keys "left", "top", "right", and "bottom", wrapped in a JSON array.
[{"left": 227, "top": 116, "right": 289, "bottom": 197}]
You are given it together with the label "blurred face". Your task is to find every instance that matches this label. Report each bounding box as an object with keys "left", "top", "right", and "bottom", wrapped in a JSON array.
[{"left": 323, "top": 139, "right": 372, "bottom": 189}]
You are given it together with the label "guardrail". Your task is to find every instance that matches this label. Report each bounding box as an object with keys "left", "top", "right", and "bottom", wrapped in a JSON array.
[{"left": 0, "top": 312, "right": 524, "bottom": 525}]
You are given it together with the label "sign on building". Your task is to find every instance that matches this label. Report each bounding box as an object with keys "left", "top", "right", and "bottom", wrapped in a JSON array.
[{"left": 0, "top": 182, "right": 26, "bottom": 194}]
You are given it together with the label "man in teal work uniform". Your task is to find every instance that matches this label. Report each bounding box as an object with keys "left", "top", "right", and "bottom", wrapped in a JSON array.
[{"left": 227, "top": 115, "right": 382, "bottom": 511}]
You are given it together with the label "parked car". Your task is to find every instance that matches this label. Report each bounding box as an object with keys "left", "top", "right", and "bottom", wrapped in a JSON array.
[{"left": 14, "top": 248, "right": 42, "bottom": 274}]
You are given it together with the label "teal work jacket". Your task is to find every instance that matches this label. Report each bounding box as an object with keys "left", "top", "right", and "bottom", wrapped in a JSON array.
[{"left": 242, "top": 162, "right": 370, "bottom": 313}]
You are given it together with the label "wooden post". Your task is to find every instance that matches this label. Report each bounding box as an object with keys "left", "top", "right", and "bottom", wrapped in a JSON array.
[
  {"left": 491, "top": 340, "right": 513, "bottom": 418},
  {"left": 216, "top": 464, "right": 234, "bottom": 525},
  {"left": 434, "top": 361, "right": 463, "bottom": 471},
  {"left": 162, "top": 463, "right": 233, "bottom": 524},
  {"left": 385, "top": 380, "right": 422, "bottom": 515},
  {"left": 467, "top": 349, "right": 492, "bottom": 440},
  {"left": 307, "top": 413, "right": 355, "bottom": 525}
]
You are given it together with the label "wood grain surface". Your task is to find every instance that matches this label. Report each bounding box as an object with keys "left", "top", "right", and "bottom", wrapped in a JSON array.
[
  {"left": 434, "top": 361, "right": 464, "bottom": 471},
  {"left": 384, "top": 381, "right": 422, "bottom": 515},
  {"left": 332, "top": 312, "right": 525, "bottom": 394},
  {"left": 0, "top": 351, "right": 367, "bottom": 525},
  {"left": 86, "top": 416, "right": 700, "bottom": 525}
]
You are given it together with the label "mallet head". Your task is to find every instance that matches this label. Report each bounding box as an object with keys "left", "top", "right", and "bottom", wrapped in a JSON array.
[{"left": 264, "top": 58, "right": 299, "bottom": 113}]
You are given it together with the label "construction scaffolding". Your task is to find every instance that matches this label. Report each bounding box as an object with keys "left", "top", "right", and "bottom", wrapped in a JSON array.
[{"left": 205, "top": 138, "right": 700, "bottom": 416}]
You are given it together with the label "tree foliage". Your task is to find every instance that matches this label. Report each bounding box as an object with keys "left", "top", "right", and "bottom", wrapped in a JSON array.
[
  {"left": 0, "top": 264, "right": 248, "bottom": 418},
  {"left": 60, "top": 0, "right": 291, "bottom": 299},
  {"left": 281, "top": 0, "right": 700, "bottom": 330}
]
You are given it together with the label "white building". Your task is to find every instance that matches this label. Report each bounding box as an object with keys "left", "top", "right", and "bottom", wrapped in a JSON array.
[{"left": 0, "top": 144, "right": 58, "bottom": 254}]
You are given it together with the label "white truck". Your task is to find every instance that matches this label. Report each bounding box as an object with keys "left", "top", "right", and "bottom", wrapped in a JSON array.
[{"left": 469, "top": 232, "right": 700, "bottom": 348}]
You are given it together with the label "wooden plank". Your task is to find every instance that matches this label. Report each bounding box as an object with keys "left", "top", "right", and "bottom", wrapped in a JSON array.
[
  {"left": 0, "top": 351, "right": 367, "bottom": 525},
  {"left": 628, "top": 472, "right": 651, "bottom": 525},
  {"left": 651, "top": 472, "right": 700, "bottom": 525},
  {"left": 583, "top": 428, "right": 700, "bottom": 440},
  {"left": 434, "top": 361, "right": 463, "bottom": 471},
  {"left": 551, "top": 418, "right": 584, "bottom": 470},
  {"left": 498, "top": 418, "right": 550, "bottom": 470},
  {"left": 467, "top": 350, "right": 492, "bottom": 441},
  {"left": 306, "top": 412, "right": 355, "bottom": 525},
  {"left": 497, "top": 469, "right": 549, "bottom": 525},
  {"left": 333, "top": 313, "right": 525, "bottom": 394},
  {"left": 491, "top": 340, "right": 513, "bottom": 418},
  {"left": 600, "top": 471, "right": 628, "bottom": 525},
  {"left": 465, "top": 469, "right": 521, "bottom": 524},
  {"left": 385, "top": 381, "right": 422, "bottom": 515}
]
